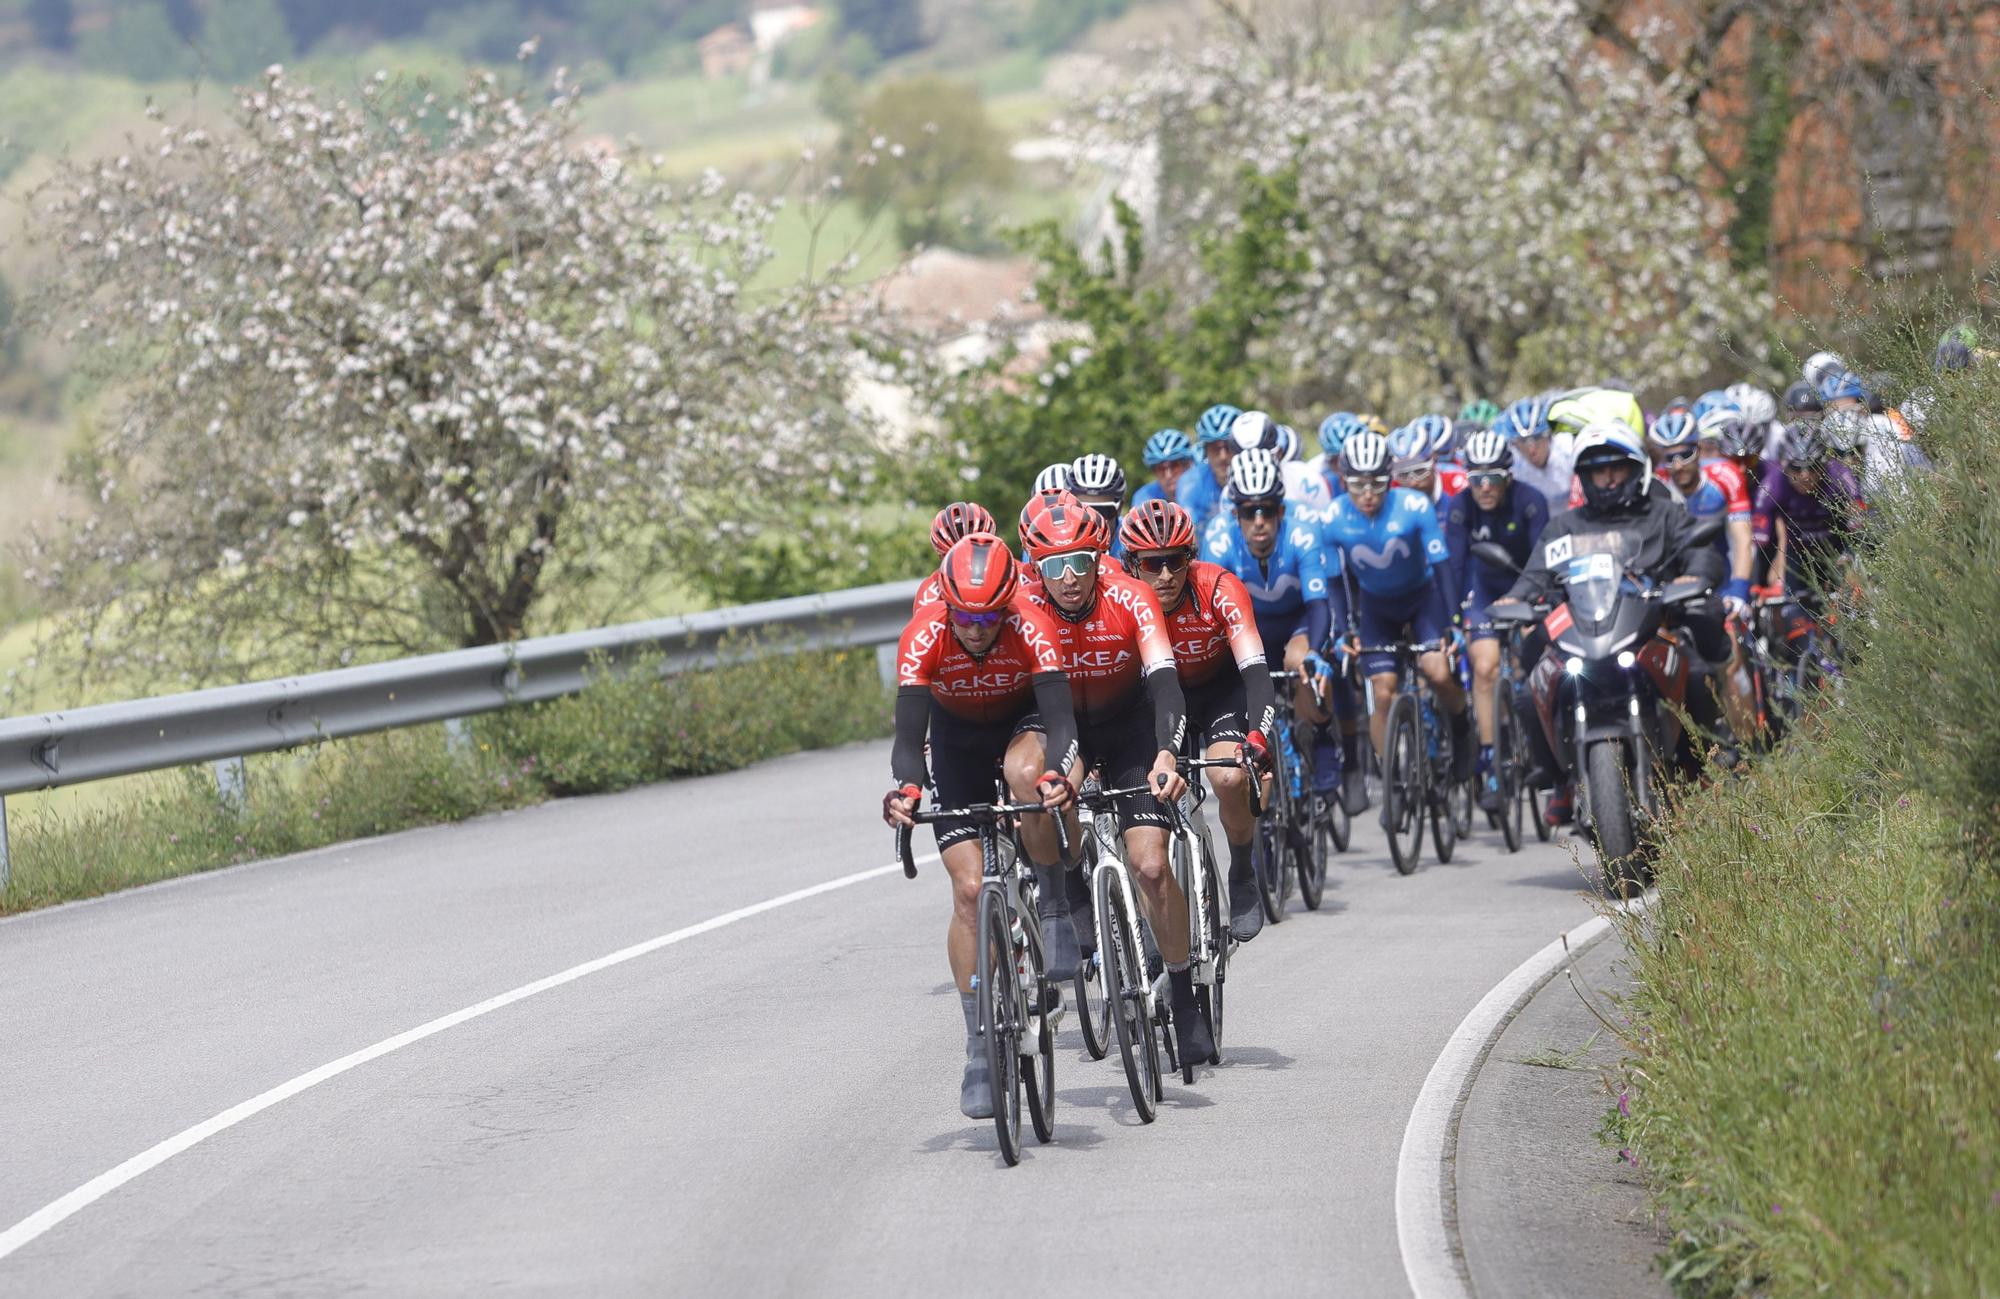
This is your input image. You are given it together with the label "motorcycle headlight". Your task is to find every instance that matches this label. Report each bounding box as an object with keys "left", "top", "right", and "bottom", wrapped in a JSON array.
[
  {"left": 1617, "top": 650, "right": 1636, "bottom": 669},
  {"left": 1565, "top": 656, "right": 1586, "bottom": 676}
]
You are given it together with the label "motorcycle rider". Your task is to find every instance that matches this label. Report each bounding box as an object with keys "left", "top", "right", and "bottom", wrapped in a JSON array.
[{"left": 1489, "top": 423, "right": 1730, "bottom": 825}]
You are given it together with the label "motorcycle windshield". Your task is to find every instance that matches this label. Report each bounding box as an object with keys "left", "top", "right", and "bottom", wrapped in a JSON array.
[{"left": 1563, "top": 553, "right": 1624, "bottom": 624}]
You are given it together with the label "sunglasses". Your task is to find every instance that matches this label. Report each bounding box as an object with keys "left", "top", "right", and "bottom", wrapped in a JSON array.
[
  {"left": 1037, "top": 550, "right": 1098, "bottom": 581},
  {"left": 1516, "top": 432, "right": 1549, "bottom": 445},
  {"left": 1466, "top": 470, "right": 1511, "bottom": 488},
  {"left": 950, "top": 610, "right": 1003, "bottom": 627},
  {"left": 1343, "top": 475, "right": 1390, "bottom": 494},
  {"left": 1130, "top": 550, "right": 1192, "bottom": 575},
  {"left": 1235, "top": 501, "right": 1283, "bottom": 521},
  {"left": 1659, "top": 446, "right": 1699, "bottom": 467}
]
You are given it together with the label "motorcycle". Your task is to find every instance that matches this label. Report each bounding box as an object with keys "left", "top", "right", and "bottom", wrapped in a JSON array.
[{"left": 1479, "top": 519, "right": 1719, "bottom": 891}]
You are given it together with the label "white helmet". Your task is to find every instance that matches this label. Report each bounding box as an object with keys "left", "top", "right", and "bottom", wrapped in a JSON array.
[
  {"left": 1803, "top": 351, "right": 1847, "bottom": 391},
  {"left": 1338, "top": 430, "right": 1391, "bottom": 477},
  {"left": 1068, "top": 452, "right": 1126, "bottom": 502},
  {"left": 1725, "top": 383, "right": 1778, "bottom": 428},
  {"left": 1461, "top": 428, "right": 1513, "bottom": 472},
  {"left": 1227, "top": 447, "right": 1283, "bottom": 500},
  {"left": 1229, "top": 410, "right": 1280, "bottom": 452},
  {"left": 1032, "top": 462, "right": 1071, "bottom": 495}
]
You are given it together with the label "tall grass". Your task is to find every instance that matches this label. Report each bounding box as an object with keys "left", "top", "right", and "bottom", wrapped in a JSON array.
[
  {"left": 1, "top": 644, "right": 890, "bottom": 915},
  {"left": 1619, "top": 318, "right": 2000, "bottom": 1295}
]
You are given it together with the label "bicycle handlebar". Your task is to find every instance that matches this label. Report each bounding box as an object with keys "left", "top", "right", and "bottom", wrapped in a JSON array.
[
  {"left": 1182, "top": 752, "right": 1265, "bottom": 818},
  {"left": 893, "top": 798, "right": 1071, "bottom": 878}
]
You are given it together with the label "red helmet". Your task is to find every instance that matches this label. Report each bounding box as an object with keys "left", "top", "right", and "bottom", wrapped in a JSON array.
[
  {"left": 1018, "top": 487, "right": 1068, "bottom": 539},
  {"left": 930, "top": 501, "right": 997, "bottom": 557},
  {"left": 1019, "top": 491, "right": 1096, "bottom": 560},
  {"left": 1082, "top": 504, "right": 1114, "bottom": 554},
  {"left": 937, "top": 533, "right": 1019, "bottom": 614},
  {"left": 1119, "top": 498, "right": 1196, "bottom": 553}
]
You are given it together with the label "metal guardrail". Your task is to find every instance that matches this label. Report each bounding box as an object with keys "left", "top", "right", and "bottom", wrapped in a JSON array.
[{"left": 0, "top": 578, "right": 921, "bottom": 884}]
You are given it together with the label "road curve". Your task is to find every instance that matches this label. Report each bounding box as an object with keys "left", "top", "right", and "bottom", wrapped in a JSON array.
[{"left": 0, "top": 739, "right": 1606, "bottom": 1296}]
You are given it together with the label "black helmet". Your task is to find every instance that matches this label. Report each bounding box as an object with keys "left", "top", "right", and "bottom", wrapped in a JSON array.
[{"left": 1782, "top": 379, "right": 1823, "bottom": 415}]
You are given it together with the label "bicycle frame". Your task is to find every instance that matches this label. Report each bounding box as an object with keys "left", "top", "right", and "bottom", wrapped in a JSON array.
[{"left": 1078, "top": 782, "right": 1175, "bottom": 1030}]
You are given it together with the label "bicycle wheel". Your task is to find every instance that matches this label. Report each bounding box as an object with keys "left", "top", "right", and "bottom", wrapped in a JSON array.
[
  {"left": 1022, "top": 922, "right": 1056, "bottom": 1145},
  {"left": 1493, "top": 682, "right": 1523, "bottom": 853},
  {"left": 1254, "top": 787, "right": 1289, "bottom": 925},
  {"left": 975, "top": 888, "right": 1023, "bottom": 1164},
  {"left": 1300, "top": 794, "right": 1329, "bottom": 910},
  {"left": 1196, "top": 836, "right": 1226, "bottom": 1062},
  {"left": 1097, "top": 864, "right": 1160, "bottom": 1123},
  {"left": 1383, "top": 696, "right": 1425, "bottom": 875},
  {"left": 1073, "top": 837, "right": 1111, "bottom": 1060},
  {"left": 1328, "top": 767, "right": 1352, "bottom": 853}
]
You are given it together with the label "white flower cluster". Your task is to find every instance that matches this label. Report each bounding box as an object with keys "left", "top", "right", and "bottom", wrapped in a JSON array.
[
  {"left": 1086, "top": 0, "right": 1769, "bottom": 404},
  {"left": 30, "top": 66, "right": 867, "bottom": 679}
]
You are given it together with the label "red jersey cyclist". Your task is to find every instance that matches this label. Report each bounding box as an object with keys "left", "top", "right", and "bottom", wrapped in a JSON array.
[
  {"left": 1120, "top": 498, "right": 1279, "bottom": 944},
  {"left": 912, "top": 501, "right": 998, "bottom": 611},
  {"left": 1018, "top": 492, "right": 1215, "bottom": 1069},
  {"left": 883, "top": 533, "right": 1082, "bottom": 1120}
]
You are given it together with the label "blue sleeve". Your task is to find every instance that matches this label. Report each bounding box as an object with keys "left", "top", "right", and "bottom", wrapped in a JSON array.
[
  {"left": 1418, "top": 495, "right": 1451, "bottom": 571},
  {"left": 1442, "top": 498, "right": 1471, "bottom": 610},
  {"left": 1305, "top": 596, "right": 1331, "bottom": 651},
  {"left": 1518, "top": 484, "right": 1549, "bottom": 549}
]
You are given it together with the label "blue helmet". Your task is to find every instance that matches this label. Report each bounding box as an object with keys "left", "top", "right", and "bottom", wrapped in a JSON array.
[
  {"left": 1646, "top": 410, "right": 1698, "bottom": 450},
  {"left": 1816, "top": 365, "right": 1867, "bottom": 403},
  {"left": 1388, "top": 424, "right": 1432, "bottom": 472},
  {"left": 1195, "top": 403, "right": 1244, "bottom": 446},
  {"left": 1408, "top": 412, "right": 1454, "bottom": 460},
  {"left": 1496, "top": 395, "right": 1551, "bottom": 440},
  {"left": 1690, "top": 389, "right": 1734, "bottom": 423},
  {"left": 1142, "top": 428, "right": 1195, "bottom": 467},
  {"left": 1317, "top": 412, "right": 1360, "bottom": 458}
]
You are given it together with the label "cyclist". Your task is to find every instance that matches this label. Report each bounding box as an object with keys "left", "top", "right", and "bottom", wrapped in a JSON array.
[
  {"left": 1070, "top": 453, "right": 1130, "bottom": 559},
  {"left": 1653, "top": 412, "right": 1759, "bottom": 746},
  {"left": 1754, "top": 417, "right": 1866, "bottom": 598},
  {"left": 1033, "top": 463, "right": 1071, "bottom": 495},
  {"left": 1494, "top": 395, "right": 1576, "bottom": 506},
  {"left": 884, "top": 533, "right": 1082, "bottom": 1119},
  {"left": 1459, "top": 398, "right": 1503, "bottom": 429},
  {"left": 1390, "top": 418, "right": 1466, "bottom": 508},
  {"left": 1444, "top": 429, "right": 1549, "bottom": 811},
  {"left": 1311, "top": 412, "right": 1362, "bottom": 496},
  {"left": 1122, "top": 499, "right": 1279, "bottom": 943},
  {"left": 1179, "top": 402, "right": 1246, "bottom": 535},
  {"left": 1134, "top": 429, "right": 1196, "bottom": 509},
  {"left": 1319, "top": 430, "right": 1470, "bottom": 824},
  {"left": 1237, "top": 410, "right": 1333, "bottom": 512},
  {"left": 1817, "top": 365, "right": 1930, "bottom": 495},
  {"left": 1020, "top": 492, "right": 1214, "bottom": 1068},
  {"left": 913, "top": 501, "right": 999, "bottom": 610},
  {"left": 1493, "top": 423, "right": 1730, "bottom": 824}
]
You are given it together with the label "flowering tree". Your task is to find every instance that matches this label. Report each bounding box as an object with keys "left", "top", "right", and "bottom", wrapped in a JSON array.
[
  {"left": 28, "top": 61, "right": 869, "bottom": 684},
  {"left": 1087, "top": 0, "right": 1770, "bottom": 408}
]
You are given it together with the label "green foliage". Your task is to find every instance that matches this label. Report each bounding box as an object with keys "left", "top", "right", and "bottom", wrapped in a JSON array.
[
  {"left": 1, "top": 645, "right": 891, "bottom": 915},
  {"left": 201, "top": 0, "right": 296, "bottom": 81},
  {"left": 76, "top": 2, "right": 193, "bottom": 81},
  {"left": 925, "top": 167, "right": 1307, "bottom": 531},
  {"left": 839, "top": 75, "right": 1013, "bottom": 249},
  {"left": 1024, "top": 0, "right": 1128, "bottom": 53},
  {"left": 1623, "top": 319, "right": 2000, "bottom": 1296},
  {"left": 680, "top": 514, "right": 933, "bottom": 606},
  {"left": 841, "top": 0, "right": 924, "bottom": 58}
]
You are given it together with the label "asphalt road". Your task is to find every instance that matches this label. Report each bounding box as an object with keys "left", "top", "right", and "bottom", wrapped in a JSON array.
[{"left": 0, "top": 738, "right": 1608, "bottom": 1296}]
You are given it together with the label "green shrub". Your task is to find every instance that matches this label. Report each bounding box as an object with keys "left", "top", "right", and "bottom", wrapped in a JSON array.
[{"left": 1622, "top": 314, "right": 2000, "bottom": 1296}]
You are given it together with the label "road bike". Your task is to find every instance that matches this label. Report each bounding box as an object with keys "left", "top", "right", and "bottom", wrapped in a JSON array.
[
  {"left": 1360, "top": 640, "right": 1463, "bottom": 875},
  {"left": 1174, "top": 752, "right": 1260, "bottom": 1076},
  {"left": 895, "top": 792, "right": 1069, "bottom": 1166},
  {"left": 1256, "top": 668, "right": 1344, "bottom": 919},
  {"left": 1483, "top": 614, "right": 1547, "bottom": 851}
]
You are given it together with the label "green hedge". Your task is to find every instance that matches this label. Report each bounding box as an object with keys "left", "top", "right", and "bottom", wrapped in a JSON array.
[{"left": 1619, "top": 336, "right": 2000, "bottom": 1295}]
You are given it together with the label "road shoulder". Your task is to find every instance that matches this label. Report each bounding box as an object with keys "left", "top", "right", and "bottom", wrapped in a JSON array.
[{"left": 1454, "top": 930, "right": 1670, "bottom": 1298}]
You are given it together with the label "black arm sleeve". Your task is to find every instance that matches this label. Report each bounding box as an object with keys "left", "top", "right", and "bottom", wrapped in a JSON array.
[
  {"left": 1031, "top": 672, "right": 1080, "bottom": 777},
  {"left": 1145, "top": 665, "right": 1188, "bottom": 756},
  {"left": 1241, "top": 660, "right": 1277, "bottom": 745},
  {"left": 890, "top": 687, "right": 932, "bottom": 790}
]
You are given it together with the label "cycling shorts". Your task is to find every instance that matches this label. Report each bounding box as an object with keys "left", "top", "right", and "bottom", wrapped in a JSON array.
[
  {"left": 927, "top": 703, "right": 1045, "bottom": 850},
  {"left": 1079, "top": 702, "right": 1172, "bottom": 834},
  {"left": 1252, "top": 609, "right": 1310, "bottom": 663},
  {"left": 1356, "top": 582, "right": 1450, "bottom": 677},
  {"left": 1463, "top": 573, "right": 1516, "bottom": 644},
  {"left": 1182, "top": 670, "right": 1247, "bottom": 750}
]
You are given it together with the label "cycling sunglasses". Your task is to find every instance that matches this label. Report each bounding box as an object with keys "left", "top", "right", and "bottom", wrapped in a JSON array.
[
  {"left": 1343, "top": 474, "right": 1391, "bottom": 495},
  {"left": 1235, "top": 500, "right": 1284, "bottom": 521},
  {"left": 1659, "top": 446, "right": 1699, "bottom": 467},
  {"left": 1036, "top": 550, "right": 1098, "bottom": 581},
  {"left": 950, "top": 609, "right": 1004, "bottom": 627},
  {"left": 1130, "top": 550, "right": 1193, "bottom": 575}
]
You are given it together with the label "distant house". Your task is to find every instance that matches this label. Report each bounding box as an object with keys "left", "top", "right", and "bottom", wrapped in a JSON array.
[
  {"left": 697, "top": 23, "right": 756, "bottom": 80},
  {"left": 748, "top": 2, "right": 824, "bottom": 54}
]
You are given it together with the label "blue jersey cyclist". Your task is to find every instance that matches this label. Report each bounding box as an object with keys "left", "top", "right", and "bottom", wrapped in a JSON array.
[
  {"left": 1319, "top": 430, "right": 1473, "bottom": 823},
  {"left": 1132, "top": 429, "right": 1195, "bottom": 510},
  {"left": 1442, "top": 430, "right": 1549, "bottom": 811},
  {"left": 1176, "top": 402, "right": 1243, "bottom": 535},
  {"left": 1201, "top": 448, "right": 1345, "bottom": 796},
  {"left": 1069, "top": 453, "right": 1130, "bottom": 560}
]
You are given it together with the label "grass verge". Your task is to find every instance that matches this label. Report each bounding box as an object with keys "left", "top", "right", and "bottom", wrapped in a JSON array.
[
  {"left": 1614, "top": 326, "right": 2000, "bottom": 1295},
  {"left": 1, "top": 644, "right": 889, "bottom": 916}
]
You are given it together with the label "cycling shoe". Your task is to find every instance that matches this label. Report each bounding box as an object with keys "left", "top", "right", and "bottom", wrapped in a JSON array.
[
  {"left": 1227, "top": 857, "right": 1264, "bottom": 942},
  {"left": 960, "top": 1050, "right": 994, "bottom": 1119},
  {"left": 1169, "top": 969, "right": 1215, "bottom": 1068},
  {"left": 1034, "top": 866, "right": 1081, "bottom": 975},
  {"left": 1342, "top": 767, "right": 1370, "bottom": 816}
]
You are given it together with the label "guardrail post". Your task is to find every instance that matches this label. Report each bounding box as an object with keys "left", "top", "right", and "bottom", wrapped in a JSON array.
[
  {"left": 443, "top": 717, "right": 473, "bottom": 758},
  {"left": 875, "top": 642, "right": 898, "bottom": 692},
  {"left": 213, "top": 756, "right": 248, "bottom": 814},
  {"left": 0, "top": 795, "right": 10, "bottom": 891}
]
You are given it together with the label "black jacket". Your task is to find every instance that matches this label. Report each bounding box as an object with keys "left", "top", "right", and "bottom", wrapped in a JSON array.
[{"left": 1504, "top": 483, "right": 1722, "bottom": 605}]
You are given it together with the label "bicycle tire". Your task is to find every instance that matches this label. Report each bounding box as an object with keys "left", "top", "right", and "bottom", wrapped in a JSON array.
[
  {"left": 1300, "top": 794, "right": 1329, "bottom": 910},
  {"left": 975, "top": 888, "right": 1023, "bottom": 1164},
  {"left": 1198, "top": 835, "right": 1225, "bottom": 1062},
  {"left": 1329, "top": 773, "right": 1352, "bottom": 853},
  {"left": 1384, "top": 696, "right": 1425, "bottom": 875},
  {"left": 1531, "top": 782, "right": 1551, "bottom": 841},
  {"left": 1254, "top": 796, "right": 1289, "bottom": 925},
  {"left": 1493, "top": 681, "right": 1523, "bottom": 853},
  {"left": 1097, "top": 863, "right": 1160, "bottom": 1123},
  {"left": 1023, "top": 934, "right": 1056, "bottom": 1145}
]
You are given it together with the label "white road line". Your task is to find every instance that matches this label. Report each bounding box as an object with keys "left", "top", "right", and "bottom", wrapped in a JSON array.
[
  {"left": 0, "top": 853, "right": 933, "bottom": 1264},
  {"left": 1394, "top": 897, "right": 1643, "bottom": 1299}
]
